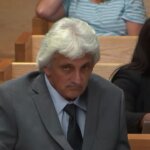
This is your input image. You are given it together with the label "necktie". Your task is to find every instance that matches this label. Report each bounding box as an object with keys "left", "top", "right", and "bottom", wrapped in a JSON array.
[{"left": 64, "top": 104, "right": 83, "bottom": 150}]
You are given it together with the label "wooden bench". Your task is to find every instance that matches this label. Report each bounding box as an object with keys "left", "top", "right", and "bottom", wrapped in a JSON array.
[
  {"left": 0, "top": 58, "right": 12, "bottom": 83},
  {"left": 144, "top": 0, "right": 150, "bottom": 17},
  {"left": 15, "top": 33, "right": 137, "bottom": 63},
  {"left": 97, "top": 36, "right": 137, "bottom": 63},
  {"left": 32, "top": 16, "right": 54, "bottom": 35},
  {"left": 0, "top": 60, "right": 121, "bottom": 82},
  {"left": 128, "top": 134, "right": 150, "bottom": 150}
]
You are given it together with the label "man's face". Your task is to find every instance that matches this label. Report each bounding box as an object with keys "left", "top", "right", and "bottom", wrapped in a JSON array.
[{"left": 44, "top": 53, "right": 94, "bottom": 101}]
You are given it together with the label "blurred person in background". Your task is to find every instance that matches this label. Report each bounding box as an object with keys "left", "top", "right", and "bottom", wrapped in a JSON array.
[
  {"left": 112, "top": 18, "right": 150, "bottom": 133},
  {"left": 36, "top": 0, "right": 146, "bottom": 35}
]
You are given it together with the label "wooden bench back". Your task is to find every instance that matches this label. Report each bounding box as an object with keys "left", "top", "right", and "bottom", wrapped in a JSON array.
[
  {"left": 15, "top": 34, "right": 137, "bottom": 64},
  {"left": 11, "top": 62, "right": 121, "bottom": 80},
  {"left": 98, "top": 36, "right": 137, "bottom": 63},
  {"left": 0, "top": 60, "right": 121, "bottom": 82},
  {"left": 144, "top": 0, "right": 150, "bottom": 17},
  {"left": 128, "top": 134, "right": 150, "bottom": 150}
]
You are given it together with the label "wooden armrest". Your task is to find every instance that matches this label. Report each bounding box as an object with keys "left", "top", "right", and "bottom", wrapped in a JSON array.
[
  {"left": 15, "top": 32, "right": 32, "bottom": 62},
  {"left": 32, "top": 16, "right": 49, "bottom": 35},
  {"left": 12, "top": 62, "right": 38, "bottom": 79},
  {"left": 32, "top": 16, "right": 54, "bottom": 35},
  {"left": 0, "top": 59, "right": 12, "bottom": 82},
  {"left": 128, "top": 134, "right": 150, "bottom": 150}
]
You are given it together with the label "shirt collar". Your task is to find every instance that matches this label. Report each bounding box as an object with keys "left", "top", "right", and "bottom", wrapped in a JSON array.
[{"left": 44, "top": 74, "right": 86, "bottom": 114}]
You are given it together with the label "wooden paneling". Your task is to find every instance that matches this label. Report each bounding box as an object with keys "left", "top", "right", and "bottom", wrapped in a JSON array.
[
  {"left": 15, "top": 35, "right": 138, "bottom": 63},
  {"left": 99, "top": 36, "right": 137, "bottom": 63}
]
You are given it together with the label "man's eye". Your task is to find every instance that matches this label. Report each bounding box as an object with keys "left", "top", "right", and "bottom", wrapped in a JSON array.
[
  {"left": 62, "top": 66, "right": 72, "bottom": 71},
  {"left": 82, "top": 64, "right": 91, "bottom": 70}
]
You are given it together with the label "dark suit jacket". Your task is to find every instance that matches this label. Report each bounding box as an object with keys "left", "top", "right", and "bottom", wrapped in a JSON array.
[
  {"left": 112, "top": 68, "right": 150, "bottom": 133},
  {"left": 0, "top": 71, "right": 129, "bottom": 150}
]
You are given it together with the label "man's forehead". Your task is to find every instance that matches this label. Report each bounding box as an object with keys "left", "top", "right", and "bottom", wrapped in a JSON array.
[{"left": 52, "top": 53, "right": 93, "bottom": 61}]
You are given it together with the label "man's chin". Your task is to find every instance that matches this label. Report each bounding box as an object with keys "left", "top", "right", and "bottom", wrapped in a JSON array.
[
  {"left": 64, "top": 93, "right": 82, "bottom": 101},
  {"left": 66, "top": 98, "right": 77, "bottom": 101},
  {"left": 61, "top": 87, "right": 85, "bottom": 101}
]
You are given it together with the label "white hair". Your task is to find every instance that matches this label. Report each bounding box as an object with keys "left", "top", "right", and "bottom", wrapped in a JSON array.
[{"left": 36, "top": 17, "right": 100, "bottom": 70}]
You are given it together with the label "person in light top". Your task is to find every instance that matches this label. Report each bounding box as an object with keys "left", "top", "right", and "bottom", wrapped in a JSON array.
[{"left": 36, "top": 0, "right": 146, "bottom": 35}]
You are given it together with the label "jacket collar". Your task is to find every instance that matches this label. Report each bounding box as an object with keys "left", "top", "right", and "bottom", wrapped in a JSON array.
[
  {"left": 30, "top": 73, "right": 100, "bottom": 150},
  {"left": 30, "top": 74, "right": 72, "bottom": 150}
]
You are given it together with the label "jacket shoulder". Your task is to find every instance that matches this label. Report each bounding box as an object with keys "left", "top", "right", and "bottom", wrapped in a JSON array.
[
  {"left": 0, "top": 71, "right": 42, "bottom": 91},
  {"left": 89, "top": 74, "right": 123, "bottom": 94}
]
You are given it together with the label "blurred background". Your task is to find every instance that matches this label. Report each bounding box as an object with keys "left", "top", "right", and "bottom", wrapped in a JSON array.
[
  {"left": 0, "top": 0, "right": 37, "bottom": 59},
  {"left": 0, "top": 0, "right": 150, "bottom": 60}
]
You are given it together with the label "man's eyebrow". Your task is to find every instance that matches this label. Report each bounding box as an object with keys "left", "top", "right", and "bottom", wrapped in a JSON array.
[
  {"left": 60, "top": 63, "right": 73, "bottom": 67},
  {"left": 81, "top": 62, "right": 92, "bottom": 67}
]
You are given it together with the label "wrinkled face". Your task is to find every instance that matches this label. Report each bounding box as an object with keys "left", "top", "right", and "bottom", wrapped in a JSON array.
[{"left": 44, "top": 53, "right": 94, "bottom": 101}]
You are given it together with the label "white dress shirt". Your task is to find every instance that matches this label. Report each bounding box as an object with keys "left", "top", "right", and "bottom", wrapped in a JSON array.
[{"left": 44, "top": 75, "right": 86, "bottom": 137}]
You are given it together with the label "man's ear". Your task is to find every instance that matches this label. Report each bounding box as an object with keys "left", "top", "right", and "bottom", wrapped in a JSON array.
[{"left": 43, "top": 66, "right": 51, "bottom": 76}]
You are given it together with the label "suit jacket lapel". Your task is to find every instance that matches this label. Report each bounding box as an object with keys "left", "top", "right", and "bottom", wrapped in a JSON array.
[
  {"left": 82, "top": 79, "right": 101, "bottom": 150},
  {"left": 30, "top": 74, "right": 72, "bottom": 150}
]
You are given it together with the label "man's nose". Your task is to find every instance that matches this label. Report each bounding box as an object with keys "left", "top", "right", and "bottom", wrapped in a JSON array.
[{"left": 73, "top": 71, "right": 82, "bottom": 85}]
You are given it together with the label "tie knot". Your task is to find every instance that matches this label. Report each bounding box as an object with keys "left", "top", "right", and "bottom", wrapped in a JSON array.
[{"left": 64, "top": 104, "right": 76, "bottom": 118}]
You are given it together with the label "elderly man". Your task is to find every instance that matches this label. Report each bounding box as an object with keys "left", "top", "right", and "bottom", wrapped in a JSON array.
[{"left": 0, "top": 18, "right": 130, "bottom": 150}]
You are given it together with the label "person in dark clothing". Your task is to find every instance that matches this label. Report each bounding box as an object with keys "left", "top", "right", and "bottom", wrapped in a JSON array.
[{"left": 112, "top": 18, "right": 150, "bottom": 133}]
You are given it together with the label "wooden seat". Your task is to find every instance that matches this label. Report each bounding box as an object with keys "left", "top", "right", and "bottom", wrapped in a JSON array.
[
  {"left": 0, "top": 59, "right": 122, "bottom": 82},
  {"left": 128, "top": 134, "right": 150, "bottom": 150},
  {"left": 15, "top": 33, "right": 137, "bottom": 63}
]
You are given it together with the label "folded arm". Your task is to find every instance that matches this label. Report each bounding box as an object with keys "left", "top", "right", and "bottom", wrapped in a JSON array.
[
  {"left": 126, "top": 21, "right": 143, "bottom": 36},
  {"left": 36, "top": 0, "right": 65, "bottom": 21},
  {"left": 112, "top": 69, "right": 145, "bottom": 133}
]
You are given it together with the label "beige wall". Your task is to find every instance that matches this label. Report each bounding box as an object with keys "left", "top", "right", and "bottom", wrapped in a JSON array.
[
  {"left": 0, "top": 0, "right": 149, "bottom": 59},
  {"left": 0, "top": 0, "right": 37, "bottom": 59}
]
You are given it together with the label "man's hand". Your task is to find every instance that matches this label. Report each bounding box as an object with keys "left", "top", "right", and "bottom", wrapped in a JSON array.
[{"left": 141, "top": 113, "right": 150, "bottom": 129}]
